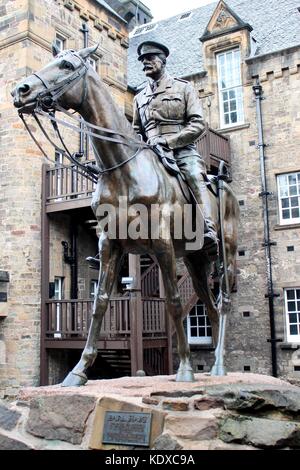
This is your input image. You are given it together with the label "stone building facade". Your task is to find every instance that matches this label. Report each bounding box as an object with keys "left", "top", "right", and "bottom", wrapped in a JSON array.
[
  {"left": 128, "top": 0, "right": 300, "bottom": 379},
  {"left": 0, "top": 0, "right": 131, "bottom": 397}
]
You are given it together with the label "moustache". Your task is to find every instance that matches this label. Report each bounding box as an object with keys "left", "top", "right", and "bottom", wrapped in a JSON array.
[{"left": 143, "top": 65, "right": 153, "bottom": 71}]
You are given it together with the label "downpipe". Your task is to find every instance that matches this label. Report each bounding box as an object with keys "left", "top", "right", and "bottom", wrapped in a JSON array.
[{"left": 253, "top": 80, "right": 278, "bottom": 377}]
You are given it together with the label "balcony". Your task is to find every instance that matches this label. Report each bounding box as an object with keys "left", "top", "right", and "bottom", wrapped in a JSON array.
[
  {"left": 44, "top": 296, "right": 166, "bottom": 348},
  {"left": 44, "top": 127, "right": 230, "bottom": 211}
]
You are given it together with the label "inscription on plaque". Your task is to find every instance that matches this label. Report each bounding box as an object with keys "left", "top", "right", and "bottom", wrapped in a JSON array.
[
  {"left": 0, "top": 293, "right": 7, "bottom": 302},
  {"left": 102, "top": 411, "right": 152, "bottom": 446}
]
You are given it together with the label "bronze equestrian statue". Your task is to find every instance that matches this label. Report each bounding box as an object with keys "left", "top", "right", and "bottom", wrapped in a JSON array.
[{"left": 11, "top": 44, "right": 239, "bottom": 386}]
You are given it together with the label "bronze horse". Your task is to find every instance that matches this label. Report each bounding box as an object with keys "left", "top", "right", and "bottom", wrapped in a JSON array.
[{"left": 12, "top": 45, "right": 239, "bottom": 386}]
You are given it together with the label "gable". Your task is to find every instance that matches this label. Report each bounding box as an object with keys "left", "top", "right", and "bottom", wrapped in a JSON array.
[{"left": 201, "top": 0, "right": 252, "bottom": 42}]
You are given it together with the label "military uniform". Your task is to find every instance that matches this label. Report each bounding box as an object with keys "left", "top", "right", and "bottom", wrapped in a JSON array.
[{"left": 133, "top": 41, "right": 218, "bottom": 257}]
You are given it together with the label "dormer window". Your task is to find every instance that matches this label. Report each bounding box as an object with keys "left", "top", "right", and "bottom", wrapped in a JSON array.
[{"left": 217, "top": 48, "right": 244, "bottom": 127}]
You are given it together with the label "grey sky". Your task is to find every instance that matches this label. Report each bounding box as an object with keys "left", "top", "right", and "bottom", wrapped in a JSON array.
[{"left": 141, "top": 0, "right": 216, "bottom": 21}]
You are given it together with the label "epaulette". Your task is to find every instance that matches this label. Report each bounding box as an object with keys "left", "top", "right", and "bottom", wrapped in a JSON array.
[{"left": 174, "top": 77, "right": 188, "bottom": 83}]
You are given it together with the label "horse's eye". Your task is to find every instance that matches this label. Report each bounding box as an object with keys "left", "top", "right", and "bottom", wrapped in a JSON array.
[{"left": 60, "top": 60, "right": 74, "bottom": 70}]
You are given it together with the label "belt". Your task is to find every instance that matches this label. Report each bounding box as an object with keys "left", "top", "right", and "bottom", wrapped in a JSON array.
[{"left": 146, "top": 124, "right": 183, "bottom": 138}]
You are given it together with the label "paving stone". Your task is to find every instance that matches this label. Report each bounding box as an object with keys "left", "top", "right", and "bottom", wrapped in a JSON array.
[
  {"left": 0, "top": 433, "right": 33, "bottom": 450},
  {"left": 162, "top": 400, "right": 189, "bottom": 412},
  {"left": 220, "top": 416, "right": 300, "bottom": 448},
  {"left": 26, "top": 394, "right": 97, "bottom": 445},
  {"left": 151, "top": 432, "right": 183, "bottom": 450},
  {"left": 0, "top": 402, "right": 21, "bottom": 431}
]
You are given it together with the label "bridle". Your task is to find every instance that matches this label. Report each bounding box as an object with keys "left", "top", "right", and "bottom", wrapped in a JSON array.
[
  {"left": 18, "top": 50, "right": 151, "bottom": 182},
  {"left": 33, "top": 51, "right": 89, "bottom": 111}
]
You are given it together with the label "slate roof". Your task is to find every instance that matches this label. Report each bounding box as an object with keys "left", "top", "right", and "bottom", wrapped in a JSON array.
[
  {"left": 95, "top": 0, "right": 126, "bottom": 22},
  {"left": 128, "top": 0, "right": 300, "bottom": 89}
]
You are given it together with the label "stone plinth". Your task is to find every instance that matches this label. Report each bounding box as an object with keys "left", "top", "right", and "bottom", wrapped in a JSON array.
[{"left": 1, "top": 373, "right": 300, "bottom": 450}]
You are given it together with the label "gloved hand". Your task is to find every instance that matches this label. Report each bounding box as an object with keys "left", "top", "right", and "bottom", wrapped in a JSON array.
[{"left": 147, "top": 136, "right": 168, "bottom": 147}]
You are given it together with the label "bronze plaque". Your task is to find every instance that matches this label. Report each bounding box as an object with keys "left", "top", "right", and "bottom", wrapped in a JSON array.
[{"left": 102, "top": 411, "right": 152, "bottom": 446}]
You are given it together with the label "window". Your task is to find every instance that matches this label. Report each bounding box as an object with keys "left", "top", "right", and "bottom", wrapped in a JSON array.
[
  {"left": 217, "top": 48, "right": 244, "bottom": 127},
  {"left": 54, "top": 277, "right": 64, "bottom": 338},
  {"left": 54, "top": 34, "right": 65, "bottom": 53},
  {"left": 88, "top": 57, "right": 98, "bottom": 72},
  {"left": 277, "top": 172, "right": 300, "bottom": 224},
  {"left": 90, "top": 280, "right": 98, "bottom": 299},
  {"left": 284, "top": 289, "right": 300, "bottom": 343},
  {"left": 187, "top": 303, "right": 212, "bottom": 345},
  {"left": 133, "top": 23, "right": 157, "bottom": 36},
  {"left": 179, "top": 12, "right": 192, "bottom": 21}
]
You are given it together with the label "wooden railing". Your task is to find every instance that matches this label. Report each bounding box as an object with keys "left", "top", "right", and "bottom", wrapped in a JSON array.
[
  {"left": 178, "top": 270, "right": 199, "bottom": 317},
  {"left": 141, "top": 259, "right": 159, "bottom": 297},
  {"left": 45, "top": 127, "right": 230, "bottom": 203},
  {"left": 47, "top": 162, "right": 96, "bottom": 203},
  {"left": 196, "top": 125, "right": 230, "bottom": 168},
  {"left": 45, "top": 297, "right": 131, "bottom": 339},
  {"left": 45, "top": 296, "right": 166, "bottom": 340},
  {"left": 143, "top": 298, "right": 165, "bottom": 335}
]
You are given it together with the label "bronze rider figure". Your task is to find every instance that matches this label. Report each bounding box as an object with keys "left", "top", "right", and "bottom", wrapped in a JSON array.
[{"left": 133, "top": 41, "right": 219, "bottom": 258}]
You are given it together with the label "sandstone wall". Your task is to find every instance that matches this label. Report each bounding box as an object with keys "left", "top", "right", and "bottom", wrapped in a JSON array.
[{"left": 0, "top": 0, "right": 129, "bottom": 396}]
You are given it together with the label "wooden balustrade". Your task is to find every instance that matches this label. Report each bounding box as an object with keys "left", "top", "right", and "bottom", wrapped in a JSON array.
[
  {"left": 178, "top": 270, "right": 199, "bottom": 317},
  {"left": 47, "top": 162, "right": 96, "bottom": 203},
  {"left": 141, "top": 260, "right": 159, "bottom": 297},
  {"left": 196, "top": 125, "right": 230, "bottom": 168},
  {"left": 45, "top": 297, "right": 131, "bottom": 339},
  {"left": 143, "top": 298, "right": 165, "bottom": 335},
  {"left": 45, "top": 296, "right": 166, "bottom": 340},
  {"left": 45, "top": 128, "right": 230, "bottom": 204}
]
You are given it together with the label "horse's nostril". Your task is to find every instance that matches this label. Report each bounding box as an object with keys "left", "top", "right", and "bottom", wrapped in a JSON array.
[{"left": 19, "top": 83, "right": 31, "bottom": 95}]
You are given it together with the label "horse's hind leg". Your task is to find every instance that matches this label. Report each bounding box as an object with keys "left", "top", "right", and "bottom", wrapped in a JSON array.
[
  {"left": 184, "top": 253, "right": 219, "bottom": 345},
  {"left": 62, "top": 239, "right": 122, "bottom": 387},
  {"left": 184, "top": 252, "right": 227, "bottom": 376},
  {"left": 156, "top": 244, "right": 195, "bottom": 382}
]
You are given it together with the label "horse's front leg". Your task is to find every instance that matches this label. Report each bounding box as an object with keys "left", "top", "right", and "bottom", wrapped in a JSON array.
[
  {"left": 61, "top": 239, "right": 122, "bottom": 386},
  {"left": 211, "top": 271, "right": 231, "bottom": 376},
  {"left": 156, "top": 243, "right": 195, "bottom": 382}
]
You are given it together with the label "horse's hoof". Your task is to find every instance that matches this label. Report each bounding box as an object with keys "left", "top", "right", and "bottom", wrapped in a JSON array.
[
  {"left": 176, "top": 368, "right": 195, "bottom": 382},
  {"left": 210, "top": 364, "right": 227, "bottom": 376},
  {"left": 61, "top": 370, "right": 88, "bottom": 387}
]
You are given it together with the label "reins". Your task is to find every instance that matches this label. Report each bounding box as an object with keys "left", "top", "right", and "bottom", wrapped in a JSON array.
[{"left": 18, "top": 50, "right": 153, "bottom": 180}]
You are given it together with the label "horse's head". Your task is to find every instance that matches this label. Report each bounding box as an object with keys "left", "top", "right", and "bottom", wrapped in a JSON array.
[{"left": 11, "top": 44, "right": 98, "bottom": 113}]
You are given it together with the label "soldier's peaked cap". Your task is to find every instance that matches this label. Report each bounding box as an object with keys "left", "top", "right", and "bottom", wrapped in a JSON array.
[{"left": 137, "top": 41, "right": 169, "bottom": 61}]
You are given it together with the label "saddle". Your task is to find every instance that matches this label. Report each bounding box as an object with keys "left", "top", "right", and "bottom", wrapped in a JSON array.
[{"left": 152, "top": 144, "right": 218, "bottom": 202}]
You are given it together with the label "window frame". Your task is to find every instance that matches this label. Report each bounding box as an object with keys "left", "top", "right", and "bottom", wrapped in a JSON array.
[
  {"left": 277, "top": 171, "right": 300, "bottom": 225},
  {"left": 54, "top": 276, "right": 64, "bottom": 338},
  {"left": 88, "top": 56, "right": 98, "bottom": 73},
  {"left": 54, "top": 33, "right": 66, "bottom": 53},
  {"left": 187, "top": 302, "right": 212, "bottom": 345},
  {"left": 284, "top": 288, "right": 300, "bottom": 343},
  {"left": 216, "top": 47, "right": 244, "bottom": 128},
  {"left": 90, "top": 279, "right": 98, "bottom": 299}
]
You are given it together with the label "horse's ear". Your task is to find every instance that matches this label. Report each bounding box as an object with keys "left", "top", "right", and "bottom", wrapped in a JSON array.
[
  {"left": 78, "top": 44, "right": 99, "bottom": 60},
  {"left": 52, "top": 42, "right": 60, "bottom": 57}
]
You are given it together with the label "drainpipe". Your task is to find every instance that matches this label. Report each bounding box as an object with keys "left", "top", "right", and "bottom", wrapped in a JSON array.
[
  {"left": 253, "top": 80, "right": 278, "bottom": 377},
  {"left": 79, "top": 22, "right": 89, "bottom": 159},
  {"left": 70, "top": 225, "right": 78, "bottom": 300},
  {"left": 62, "top": 224, "right": 78, "bottom": 299}
]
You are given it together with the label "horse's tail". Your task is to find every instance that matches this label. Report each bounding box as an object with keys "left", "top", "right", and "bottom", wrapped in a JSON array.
[{"left": 220, "top": 181, "right": 240, "bottom": 292}]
